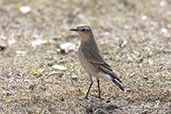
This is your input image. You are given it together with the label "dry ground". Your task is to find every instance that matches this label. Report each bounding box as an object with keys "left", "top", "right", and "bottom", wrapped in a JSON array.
[{"left": 0, "top": 0, "right": 171, "bottom": 113}]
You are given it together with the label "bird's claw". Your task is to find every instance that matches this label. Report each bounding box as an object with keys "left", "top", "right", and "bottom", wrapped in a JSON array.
[
  {"left": 91, "top": 95, "right": 104, "bottom": 100},
  {"left": 78, "top": 96, "right": 89, "bottom": 101}
]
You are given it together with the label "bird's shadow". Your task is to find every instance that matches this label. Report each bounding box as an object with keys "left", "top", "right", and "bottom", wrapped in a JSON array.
[{"left": 76, "top": 96, "right": 131, "bottom": 114}]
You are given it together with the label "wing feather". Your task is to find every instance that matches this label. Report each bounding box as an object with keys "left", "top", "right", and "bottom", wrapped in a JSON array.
[{"left": 81, "top": 47, "right": 115, "bottom": 74}]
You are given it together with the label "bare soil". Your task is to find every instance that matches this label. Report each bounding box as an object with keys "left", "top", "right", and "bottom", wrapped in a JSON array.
[{"left": 0, "top": 0, "right": 170, "bottom": 113}]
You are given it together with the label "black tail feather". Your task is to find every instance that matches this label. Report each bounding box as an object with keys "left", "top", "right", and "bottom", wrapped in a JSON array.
[
  {"left": 112, "top": 73, "right": 122, "bottom": 83},
  {"left": 111, "top": 78, "right": 124, "bottom": 92}
]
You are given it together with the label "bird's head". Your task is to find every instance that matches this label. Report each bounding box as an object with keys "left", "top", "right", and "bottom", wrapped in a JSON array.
[
  {"left": 70, "top": 25, "right": 98, "bottom": 48},
  {"left": 70, "top": 25, "right": 93, "bottom": 38}
]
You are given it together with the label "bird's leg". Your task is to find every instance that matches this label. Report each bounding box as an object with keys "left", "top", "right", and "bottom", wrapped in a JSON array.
[
  {"left": 91, "top": 78, "right": 104, "bottom": 100},
  {"left": 84, "top": 75, "right": 93, "bottom": 99},
  {"left": 97, "top": 78, "right": 101, "bottom": 98}
]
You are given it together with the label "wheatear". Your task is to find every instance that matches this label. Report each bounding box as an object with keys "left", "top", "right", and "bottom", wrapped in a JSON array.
[{"left": 70, "top": 25, "right": 124, "bottom": 99}]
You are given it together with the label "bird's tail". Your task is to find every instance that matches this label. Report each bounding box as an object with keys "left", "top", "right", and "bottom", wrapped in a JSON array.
[
  {"left": 111, "top": 73, "right": 124, "bottom": 92},
  {"left": 102, "top": 72, "right": 124, "bottom": 92},
  {"left": 111, "top": 78, "right": 124, "bottom": 92},
  {"left": 112, "top": 73, "right": 122, "bottom": 83}
]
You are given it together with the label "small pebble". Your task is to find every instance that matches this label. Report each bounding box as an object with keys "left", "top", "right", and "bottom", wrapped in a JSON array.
[
  {"left": 141, "top": 15, "right": 147, "bottom": 21},
  {"left": 0, "top": 41, "right": 7, "bottom": 50},
  {"left": 8, "top": 39, "right": 16, "bottom": 45},
  {"left": 60, "top": 42, "right": 76, "bottom": 53},
  {"left": 126, "top": 88, "right": 131, "bottom": 92},
  {"left": 72, "top": 75, "right": 78, "bottom": 80},
  {"left": 143, "top": 75, "right": 148, "bottom": 80},
  {"left": 52, "top": 65, "right": 67, "bottom": 71},
  {"left": 160, "top": 28, "right": 168, "bottom": 34},
  {"left": 20, "top": 6, "right": 31, "bottom": 14},
  {"left": 49, "top": 71, "right": 63, "bottom": 78}
]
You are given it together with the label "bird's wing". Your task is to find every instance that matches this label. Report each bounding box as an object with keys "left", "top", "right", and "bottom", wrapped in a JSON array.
[
  {"left": 81, "top": 47, "right": 111, "bottom": 69},
  {"left": 81, "top": 47, "right": 121, "bottom": 81}
]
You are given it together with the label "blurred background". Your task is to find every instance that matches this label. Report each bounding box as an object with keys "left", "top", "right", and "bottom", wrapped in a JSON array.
[{"left": 0, "top": 0, "right": 170, "bottom": 113}]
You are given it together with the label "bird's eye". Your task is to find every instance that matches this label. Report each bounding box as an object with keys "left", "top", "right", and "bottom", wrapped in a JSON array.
[{"left": 82, "top": 29, "right": 86, "bottom": 32}]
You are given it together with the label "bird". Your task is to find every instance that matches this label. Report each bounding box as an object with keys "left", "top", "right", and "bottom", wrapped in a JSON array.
[{"left": 70, "top": 25, "right": 124, "bottom": 99}]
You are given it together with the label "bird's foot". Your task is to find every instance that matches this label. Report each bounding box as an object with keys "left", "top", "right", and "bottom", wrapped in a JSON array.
[
  {"left": 91, "top": 95, "right": 104, "bottom": 100},
  {"left": 78, "top": 96, "right": 89, "bottom": 101}
]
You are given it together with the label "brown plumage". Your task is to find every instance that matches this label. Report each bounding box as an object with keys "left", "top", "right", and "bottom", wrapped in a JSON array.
[{"left": 70, "top": 25, "right": 124, "bottom": 99}]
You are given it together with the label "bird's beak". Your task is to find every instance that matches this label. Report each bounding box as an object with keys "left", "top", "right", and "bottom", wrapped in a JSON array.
[{"left": 70, "top": 28, "right": 79, "bottom": 31}]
